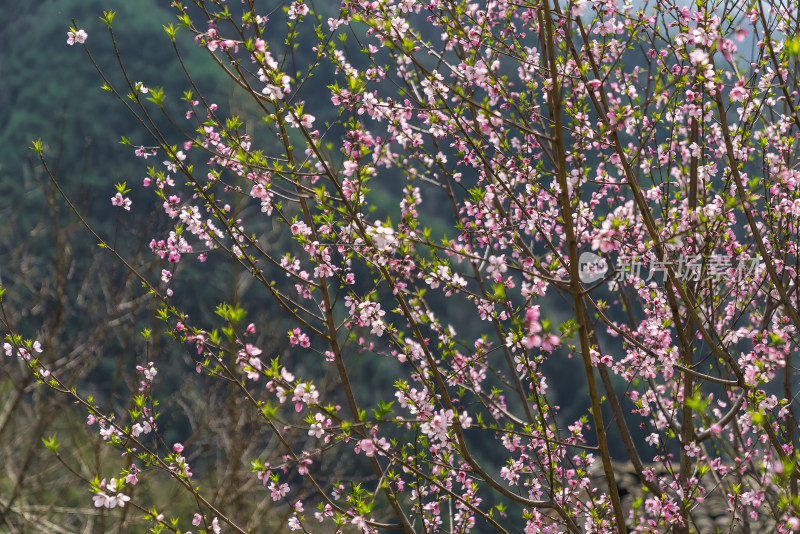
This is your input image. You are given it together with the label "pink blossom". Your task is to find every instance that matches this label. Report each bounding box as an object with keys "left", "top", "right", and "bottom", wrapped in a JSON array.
[
  {"left": 269, "top": 481, "right": 290, "bottom": 501},
  {"left": 729, "top": 78, "right": 748, "bottom": 102},
  {"left": 288, "top": 1, "right": 309, "bottom": 19},
  {"left": 67, "top": 29, "right": 87, "bottom": 45},
  {"left": 111, "top": 193, "right": 132, "bottom": 211}
]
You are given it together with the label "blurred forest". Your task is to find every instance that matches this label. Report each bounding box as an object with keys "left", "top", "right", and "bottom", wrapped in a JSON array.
[{"left": 0, "top": 0, "right": 643, "bottom": 530}]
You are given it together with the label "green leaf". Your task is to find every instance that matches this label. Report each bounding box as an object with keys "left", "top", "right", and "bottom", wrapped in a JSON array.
[
  {"left": 145, "top": 87, "right": 166, "bottom": 107},
  {"left": 101, "top": 10, "right": 116, "bottom": 26},
  {"left": 163, "top": 23, "right": 178, "bottom": 41},
  {"left": 787, "top": 37, "right": 800, "bottom": 57},
  {"left": 42, "top": 434, "right": 59, "bottom": 454},
  {"left": 261, "top": 402, "right": 277, "bottom": 418},
  {"left": 372, "top": 400, "right": 394, "bottom": 420}
]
